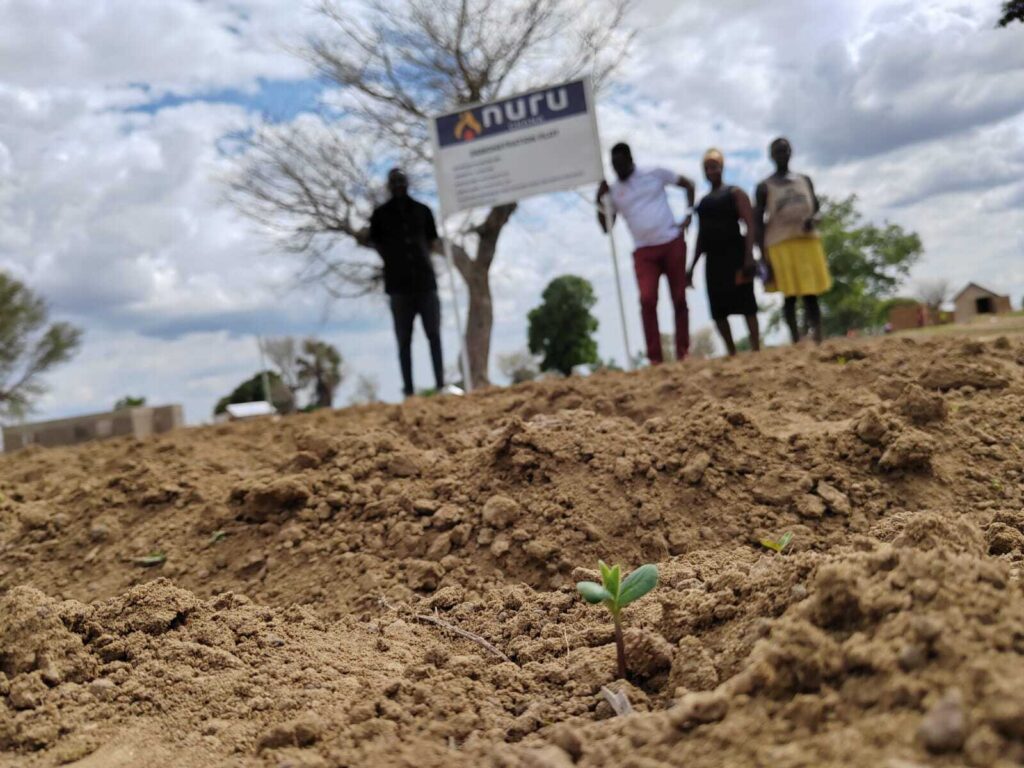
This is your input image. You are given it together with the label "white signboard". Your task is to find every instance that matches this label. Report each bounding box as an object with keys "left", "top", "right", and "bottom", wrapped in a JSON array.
[{"left": 430, "top": 78, "right": 603, "bottom": 216}]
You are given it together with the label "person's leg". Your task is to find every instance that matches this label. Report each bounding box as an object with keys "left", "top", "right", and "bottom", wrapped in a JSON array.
[
  {"left": 419, "top": 291, "right": 446, "bottom": 390},
  {"left": 783, "top": 296, "right": 800, "bottom": 344},
  {"left": 804, "top": 295, "right": 823, "bottom": 343},
  {"left": 745, "top": 314, "right": 761, "bottom": 351},
  {"left": 664, "top": 236, "right": 690, "bottom": 360},
  {"left": 715, "top": 317, "right": 736, "bottom": 355},
  {"left": 389, "top": 294, "right": 416, "bottom": 396},
  {"left": 633, "top": 247, "right": 663, "bottom": 364}
]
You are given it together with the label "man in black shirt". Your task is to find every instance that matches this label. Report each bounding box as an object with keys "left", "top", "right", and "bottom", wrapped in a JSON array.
[{"left": 369, "top": 169, "right": 445, "bottom": 397}]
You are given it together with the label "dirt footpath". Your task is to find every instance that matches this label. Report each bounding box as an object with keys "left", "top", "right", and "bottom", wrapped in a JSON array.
[{"left": 2, "top": 334, "right": 1024, "bottom": 767}]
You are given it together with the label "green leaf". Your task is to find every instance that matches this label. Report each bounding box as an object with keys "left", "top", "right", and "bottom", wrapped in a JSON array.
[
  {"left": 134, "top": 551, "right": 166, "bottom": 567},
  {"left": 778, "top": 532, "right": 794, "bottom": 551},
  {"left": 599, "top": 560, "right": 621, "bottom": 599},
  {"left": 618, "top": 564, "right": 658, "bottom": 606},
  {"left": 577, "top": 581, "right": 613, "bottom": 604},
  {"left": 760, "top": 538, "right": 782, "bottom": 553},
  {"left": 209, "top": 530, "right": 227, "bottom": 545}
]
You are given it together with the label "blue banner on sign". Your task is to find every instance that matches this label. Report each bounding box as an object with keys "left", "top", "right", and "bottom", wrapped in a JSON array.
[{"left": 435, "top": 80, "right": 589, "bottom": 149}]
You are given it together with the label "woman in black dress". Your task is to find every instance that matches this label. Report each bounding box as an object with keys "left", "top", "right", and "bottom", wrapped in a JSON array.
[{"left": 687, "top": 149, "right": 761, "bottom": 355}]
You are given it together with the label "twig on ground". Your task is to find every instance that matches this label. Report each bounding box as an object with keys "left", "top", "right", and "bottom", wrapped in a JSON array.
[
  {"left": 412, "top": 612, "right": 517, "bottom": 666},
  {"left": 379, "top": 597, "right": 517, "bottom": 666}
]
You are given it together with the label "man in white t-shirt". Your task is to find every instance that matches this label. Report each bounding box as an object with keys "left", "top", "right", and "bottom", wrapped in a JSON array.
[{"left": 597, "top": 143, "right": 695, "bottom": 363}]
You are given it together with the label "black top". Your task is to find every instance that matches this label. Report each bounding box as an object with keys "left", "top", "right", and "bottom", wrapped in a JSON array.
[
  {"left": 697, "top": 185, "right": 757, "bottom": 319},
  {"left": 369, "top": 197, "right": 439, "bottom": 295},
  {"left": 696, "top": 185, "right": 743, "bottom": 257}
]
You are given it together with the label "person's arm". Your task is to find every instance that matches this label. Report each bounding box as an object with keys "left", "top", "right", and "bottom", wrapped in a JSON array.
[
  {"left": 687, "top": 229, "right": 704, "bottom": 287},
  {"left": 596, "top": 180, "right": 614, "bottom": 233},
  {"left": 732, "top": 187, "right": 757, "bottom": 273},
  {"left": 754, "top": 181, "right": 768, "bottom": 258},
  {"left": 803, "top": 174, "right": 820, "bottom": 232},
  {"left": 676, "top": 175, "right": 696, "bottom": 229}
]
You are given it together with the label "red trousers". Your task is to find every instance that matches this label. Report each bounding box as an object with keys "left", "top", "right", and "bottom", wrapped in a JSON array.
[{"left": 633, "top": 235, "right": 689, "bottom": 364}]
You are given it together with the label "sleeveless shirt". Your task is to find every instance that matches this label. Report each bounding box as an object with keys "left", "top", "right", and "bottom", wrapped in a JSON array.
[{"left": 764, "top": 174, "right": 819, "bottom": 248}]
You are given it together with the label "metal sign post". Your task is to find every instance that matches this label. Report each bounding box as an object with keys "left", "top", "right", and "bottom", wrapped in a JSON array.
[
  {"left": 438, "top": 220, "right": 474, "bottom": 392},
  {"left": 602, "top": 199, "right": 634, "bottom": 371}
]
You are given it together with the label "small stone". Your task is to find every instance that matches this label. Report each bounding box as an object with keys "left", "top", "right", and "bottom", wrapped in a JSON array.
[
  {"left": 795, "top": 494, "right": 826, "bottom": 519},
  {"left": 9, "top": 672, "right": 48, "bottom": 709},
  {"left": 413, "top": 499, "right": 438, "bottom": 516},
  {"left": 482, "top": 495, "right": 521, "bottom": 529},
  {"left": 88, "top": 678, "right": 117, "bottom": 702},
  {"left": 855, "top": 408, "right": 888, "bottom": 445},
  {"left": 682, "top": 451, "right": 711, "bottom": 485},
  {"left": 490, "top": 534, "right": 511, "bottom": 557},
  {"left": 668, "top": 690, "right": 729, "bottom": 730},
  {"left": 918, "top": 689, "right": 966, "bottom": 753},
  {"left": 897, "top": 644, "right": 927, "bottom": 672},
  {"left": 790, "top": 584, "right": 808, "bottom": 601},
  {"left": 406, "top": 559, "right": 444, "bottom": 591},
  {"left": 431, "top": 504, "right": 464, "bottom": 530},
  {"left": 613, "top": 457, "right": 634, "bottom": 482},
  {"left": 426, "top": 532, "right": 452, "bottom": 561},
  {"left": 89, "top": 524, "right": 112, "bottom": 548},
  {"left": 880, "top": 430, "right": 935, "bottom": 472},
  {"left": 816, "top": 481, "right": 851, "bottom": 516},
  {"left": 387, "top": 454, "right": 421, "bottom": 478}
]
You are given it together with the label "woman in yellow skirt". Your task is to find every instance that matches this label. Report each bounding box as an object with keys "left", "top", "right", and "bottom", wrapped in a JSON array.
[{"left": 755, "top": 137, "right": 832, "bottom": 343}]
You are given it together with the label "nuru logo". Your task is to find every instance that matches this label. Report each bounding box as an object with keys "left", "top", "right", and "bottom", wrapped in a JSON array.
[
  {"left": 436, "top": 80, "right": 588, "bottom": 149},
  {"left": 454, "top": 111, "right": 482, "bottom": 142}
]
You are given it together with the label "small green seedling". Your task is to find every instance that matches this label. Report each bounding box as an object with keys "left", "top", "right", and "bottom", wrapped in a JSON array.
[
  {"left": 134, "top": 551, "right": 166, "bottom": 567},
  {"left": 577, "top": 561, "right": 658, "bottom": 680},
  {"left": 208, "top": 530, "right": 228, "bottom": 545},
  {"left": 760, "top": 531, "right": 793, "bottom": 555}
]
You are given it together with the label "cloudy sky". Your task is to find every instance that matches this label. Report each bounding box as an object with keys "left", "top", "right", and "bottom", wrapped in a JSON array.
[{"left": 1, "top": 0, "right": 1022, "bottom": 424}]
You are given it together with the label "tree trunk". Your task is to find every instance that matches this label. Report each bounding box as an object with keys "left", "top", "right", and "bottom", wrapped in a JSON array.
[
  {"left": 444, "top": 203, "right": 516, "bottom": 389},
  {"left": 463, "top": 260, "right": 492, "bottom": 389}
]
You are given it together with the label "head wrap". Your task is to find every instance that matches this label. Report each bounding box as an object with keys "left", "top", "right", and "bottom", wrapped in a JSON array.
[{"left": 703, "top": 148, "right": 725, "bottom": 166}]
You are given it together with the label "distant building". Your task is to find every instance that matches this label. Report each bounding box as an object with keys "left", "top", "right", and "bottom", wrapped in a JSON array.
[
  {"left": 953, "top": 283, "right": 1012, "bottom": 324},
  {"left": 888, "top": 302, "right": 932, "bottom": 333},
  {"left": 2, "top": 405, "right": 183, "bottom": 453},
  {"left": 220, "top": 401, "right": 277, "bottom": 421}
]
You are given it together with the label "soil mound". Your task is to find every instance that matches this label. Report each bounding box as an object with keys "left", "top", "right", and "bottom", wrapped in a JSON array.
[{"left": 2, "top": 334, "right": 1024, "bottom": 766}]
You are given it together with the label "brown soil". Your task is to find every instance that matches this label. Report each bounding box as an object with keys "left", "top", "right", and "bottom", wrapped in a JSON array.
[{"left": 2, "top": 334, "right": 1024, "bottom": 767}]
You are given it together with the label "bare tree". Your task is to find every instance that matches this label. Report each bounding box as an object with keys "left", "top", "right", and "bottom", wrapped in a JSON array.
[
  {"left": 262, "top": 336, "right": 300, "bottom": 412},
  {"left": 916, "top": 278, "right": 951, "bottom": 313},
  {"left": 497, "top": 349, "right": 540, "bottom": 384},
  {"left": 229, "top": 0, "right": 633, "bottom": 387},
  {"left": 349, "top": 373, "right": 381, "bottom": 405},
  {"left": 297, "top": 338, "right": 345, "bottom": 409},
  {"left": 0, "top": 274, "right": 81, "bottom": 419}
]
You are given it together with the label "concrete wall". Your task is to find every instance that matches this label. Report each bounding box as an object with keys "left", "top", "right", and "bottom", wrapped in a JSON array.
[
  {"left": 954, "top": 285, "right": 1012, "bottom": 325},
  {"left": 3, "top": 405, "right": 183, "bottom": 452}
]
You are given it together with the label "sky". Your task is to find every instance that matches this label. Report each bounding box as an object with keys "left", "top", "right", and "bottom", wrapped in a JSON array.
[{"left": 0, "top": 0, "right": 1022, "bottom": 424}]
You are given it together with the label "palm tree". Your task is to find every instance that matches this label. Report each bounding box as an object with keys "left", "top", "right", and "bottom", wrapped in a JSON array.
[{"left": 297, "top": 339, "right": 344, "bottom": 409}]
